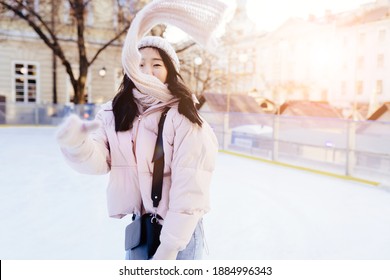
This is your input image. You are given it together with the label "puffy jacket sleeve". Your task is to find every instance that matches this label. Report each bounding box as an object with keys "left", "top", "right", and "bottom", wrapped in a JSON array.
[
  {"left": 153, "top": 110, "right": 218, "bottom": 260},
  {"left": 60, "top": 108, "right": 111, "bottom": 175}
]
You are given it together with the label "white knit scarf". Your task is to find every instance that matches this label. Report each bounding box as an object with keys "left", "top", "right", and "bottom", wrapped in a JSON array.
[
  {"left": 132, "top": 88, "right": 161, "bottom": 108},
  {"left": 122, "top": 0, "right": 228, "bottom": 104}
]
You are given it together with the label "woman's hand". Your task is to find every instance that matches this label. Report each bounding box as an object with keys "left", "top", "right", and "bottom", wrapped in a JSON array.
[{"left": 56, "top": 114, "right": 100, "bottom": 148}]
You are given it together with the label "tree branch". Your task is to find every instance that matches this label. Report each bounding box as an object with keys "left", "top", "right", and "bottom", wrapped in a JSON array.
[
  {"left": 2, "top": 0, "right": 59, "bottom": 45},
  {"left": 175, "top": 41, "right": 196, "bottom": 53},
  {"left": 0, "top": 0, "right": 76, "bottom": 85},
  {"left": 88, "top": 23, "right": 130, "bottom": 66}
]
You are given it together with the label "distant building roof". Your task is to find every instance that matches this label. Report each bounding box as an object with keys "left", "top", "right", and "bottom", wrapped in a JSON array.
[
  {"left": 343, "top": 103, "right": 370, "bottom": 120},
  {"left": 367, "top": 102, "right": 390, "bottom": 121},
  {"left": 357, "top": 102, "right": 390, "bottom": 135},
  {"left": 270, "top": 17, "right": 322, "bottom": 38},
  {"left": 202, "top": 93, "right": 275, "bottom": 114},
  {"left": 279, "top": 100, "right": 343, "bottom": 119},
  {"left": 201, "top": 93, "right": 276, "bottom": 128},
  {"left": 341, "top": 6, "right": 390, "bottom": 26}
]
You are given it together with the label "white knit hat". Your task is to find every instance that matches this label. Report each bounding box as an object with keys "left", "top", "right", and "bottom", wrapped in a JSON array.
[{"left": 138, "top": 36, "right": 180, "bottom": 72}]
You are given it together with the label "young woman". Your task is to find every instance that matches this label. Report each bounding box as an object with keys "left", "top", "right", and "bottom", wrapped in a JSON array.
[{"left": 56, "top": 36, "right": 218, "bottom": 260}]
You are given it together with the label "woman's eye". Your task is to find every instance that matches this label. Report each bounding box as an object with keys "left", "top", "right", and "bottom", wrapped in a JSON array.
[
  {"left": 154, "top": 64, "right": 162, "bottom": 67},
  {"left": 139, "top": 64, "right": 144, "bottom": 67}
]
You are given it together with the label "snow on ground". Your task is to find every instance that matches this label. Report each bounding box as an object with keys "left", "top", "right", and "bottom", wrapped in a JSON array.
[{"left": 1, "top": 126, "right": 390, "bottom": 260}]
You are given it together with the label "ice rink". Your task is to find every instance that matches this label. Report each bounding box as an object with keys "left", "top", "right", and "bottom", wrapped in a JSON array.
[{"left": 1, "top": 126, "right": 390, "bottom": 260}]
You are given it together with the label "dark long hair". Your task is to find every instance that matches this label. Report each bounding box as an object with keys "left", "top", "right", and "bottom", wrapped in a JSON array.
[{"left": 112, "top": 47, "right": 202, "bottom": 132}]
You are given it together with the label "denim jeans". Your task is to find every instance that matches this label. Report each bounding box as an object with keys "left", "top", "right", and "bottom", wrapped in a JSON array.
[
  {"left": 125, "top": 221, "right": 204, "bottom": 260},
  {"left": 176, "top": 221, "right": 203, "bottom": 260}
]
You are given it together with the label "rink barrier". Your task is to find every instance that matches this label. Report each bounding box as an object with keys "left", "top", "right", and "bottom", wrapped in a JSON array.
[
  {"left": 0, "top": 125, "right": 383, "bottom": 188},
  {"left": 0, "top": 124, "right": 57, "bottom": 128},
  {"left": 0, "top": 104, "right": 389, "bottom": 187},
  {"left": 202, "top": 111, "right": 390, "bottom": 189},
  {"left": 220, "top": 149, "right": 381, "bottom": 187}
]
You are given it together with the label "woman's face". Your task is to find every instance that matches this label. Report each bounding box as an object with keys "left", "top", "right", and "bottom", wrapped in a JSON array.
[{"left": 139, "top": 47, "right": 168, "bottom": 83}]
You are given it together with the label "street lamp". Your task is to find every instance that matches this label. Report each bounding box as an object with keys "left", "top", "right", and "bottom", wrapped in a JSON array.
[
  {"left": 194, "top": 56, "right": 203, "bottom": 66},
  {"left": 99, "top": 67, "right": 106, "bottom": 77},
  {"left": 20, "top": 67, "right": 27, "bottom": 75}
]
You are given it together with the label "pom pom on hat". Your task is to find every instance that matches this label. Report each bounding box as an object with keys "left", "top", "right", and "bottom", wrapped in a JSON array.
[{"left": 138, "top": 36, "right": 180, "bottom": 72}]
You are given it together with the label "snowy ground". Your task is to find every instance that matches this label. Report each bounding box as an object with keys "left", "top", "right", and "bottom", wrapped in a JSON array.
[{"left": 1, "top": 126, "right": 390, "bottom": 260}]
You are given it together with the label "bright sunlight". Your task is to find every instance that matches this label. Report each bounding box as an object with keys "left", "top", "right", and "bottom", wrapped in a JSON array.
[
  {"left": 164, "top": 0, "right": 372, "bottom": 42},
  {"left": 245, "top": 0, "right": 372, "bottom": 31}
]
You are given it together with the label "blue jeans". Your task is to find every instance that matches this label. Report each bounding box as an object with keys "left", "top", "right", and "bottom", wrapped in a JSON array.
[
  {"left": 176, "top": 221, "right": 203, "bottom": 260},
  {"left": 125, "top": 221, "right": 204, "bottom": 260}
]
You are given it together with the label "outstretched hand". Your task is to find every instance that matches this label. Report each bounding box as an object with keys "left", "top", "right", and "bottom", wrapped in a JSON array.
[{"left": 56, "top": 114, "right": 100, "bottom": 148}]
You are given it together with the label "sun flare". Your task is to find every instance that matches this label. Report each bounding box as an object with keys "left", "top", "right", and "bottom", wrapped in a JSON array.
[{"left": 245, "top": 0, "right": 371, "bottom": 31}]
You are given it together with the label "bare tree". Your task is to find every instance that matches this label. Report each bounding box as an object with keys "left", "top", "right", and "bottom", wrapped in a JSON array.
[
  {"left": 179, "top": 46, "right": 227, "bottom": 109},
  {"left": 0, "top": 0, "right": 149, "bottom": 104}
]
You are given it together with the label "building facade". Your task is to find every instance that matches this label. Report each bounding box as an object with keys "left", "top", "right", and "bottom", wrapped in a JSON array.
[
  {"left": 1, "top": 0, "right": 390, "bottom": 122},
  {"left": 0, "top": 0, "right": 147, "bottom": 106},
  {"left": 248, "top": 0, "right": 390, "bottom": 118}
]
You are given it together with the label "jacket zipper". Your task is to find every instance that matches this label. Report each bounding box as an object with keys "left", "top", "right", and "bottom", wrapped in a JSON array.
[
  {"left": 132, "top": 106, "right": 165, "bottom": 163},
  {"left": 132, "top": 115, "right": 142, "bottom": 163}
]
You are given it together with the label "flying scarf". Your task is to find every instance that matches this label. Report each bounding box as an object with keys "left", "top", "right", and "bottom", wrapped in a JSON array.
[{"left": 121, "top": 0, "right": 229, "bottom": 104}]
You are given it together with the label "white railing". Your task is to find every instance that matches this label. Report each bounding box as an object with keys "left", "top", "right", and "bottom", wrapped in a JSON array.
[
  {"left": 201, "top": 111, "right": 390, "bottom": 187},
  {"left": 1, "top": 102, "right": 389, "bottom": 186},
  {"left": 0, "top": 102, "right": 100, "bottom": 125}
]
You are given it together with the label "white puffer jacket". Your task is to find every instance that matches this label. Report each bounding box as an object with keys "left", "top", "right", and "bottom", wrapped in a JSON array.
[{"left": 60, "top": 101, "right": 218, "bottom": 259}]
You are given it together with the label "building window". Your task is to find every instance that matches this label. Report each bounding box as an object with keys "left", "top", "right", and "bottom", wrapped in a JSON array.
[
  {"left": 376, "top": 80, "right": 383, "bottom": 95},
  {"left": 321, "top": 89, "right": 328, "bottom": 101},
  {"left": 341, "top": 81, "right": 346, "bottom": 95},
  {"left": 356, "top": 80, "right": 363, "bottom": 95},
  {"left": 63, "top": 1, "right": 93, "bottom": 25},
  {"left": 342, "top": 36, "right": 348, "bottom": 47},
  {"left": 19, "top": 0, "right": 39, "bottom": 13},
  {"left": 13, "top": 62, "right": 39, "bottom": 103},
  {"left": 63, "top": 1, "right": 70, "bottom": 23},
  {"left": 357, "top": 56, "right": 364, "bottom": 69},
  {"left": 378, "top": 29, "right": 386, "bottom": 42},
  {"left": 358, "top": 32, "right": 365, "bottom": 44},
  {"left": 114, "top": 0, "right": 135, "bottom": 28},
  {"left": 85, "top": 2, "right": 94, "bottom": 26},
  {"left": 377, "top": 54, "right": 384, "bottom": 68}
]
